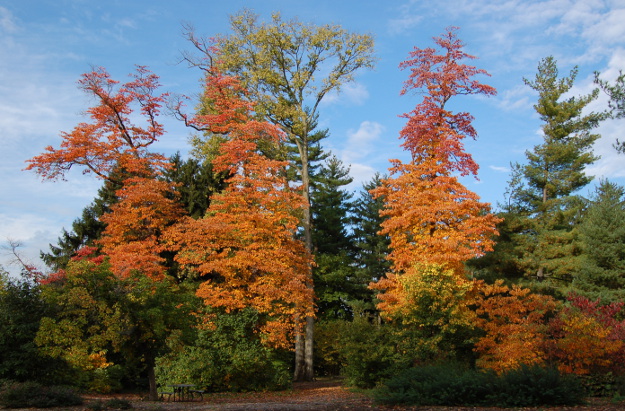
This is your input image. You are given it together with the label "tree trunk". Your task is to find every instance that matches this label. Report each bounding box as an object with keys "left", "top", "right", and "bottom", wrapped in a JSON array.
[
  {"left": 294, "top": 141, "right": 315, "bottom": 382},
  {"left": 146, "top": 354, "right": 158, "bottom": 401}
]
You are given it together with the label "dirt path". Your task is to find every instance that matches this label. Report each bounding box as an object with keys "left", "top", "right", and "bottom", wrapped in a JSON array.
[{"left": 21, "top": 379, "right": 625, "bottom": 410}]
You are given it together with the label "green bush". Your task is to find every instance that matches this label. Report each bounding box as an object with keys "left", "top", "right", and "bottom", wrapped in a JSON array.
[
  {"left": 0, "top": 381, "right": 83, "bottom": 408},
  {"left": 156, "top": 308, "right": 291, "bottom": 392},
  {"left": 373, "top": 363, "right": 493, "bottom": 406},
  {"left": 373, "top": 364, "right": 586, "bottom": 408},
  {"left": 489, "top": 365, "right": 585, "bottom": 407},
  {"left": 338, "top": 315, "right": 409, "bottom": 388}
]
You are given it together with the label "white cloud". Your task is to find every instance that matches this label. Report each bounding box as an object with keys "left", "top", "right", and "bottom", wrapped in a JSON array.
[
  {"left": 0, "top": 6, "right": 18, "bottom": 33},
  {"left": 496, "top": 85, "right": 532, "bottom": 112},
  {"left": 342, "top": 120, "right": 385, "bottom": 162},
  {"left": 323, "top": 81, "right": 370, "bottom": 106},
  {"left": 489, "top": 165, "right": 510, "bottom": 173}
]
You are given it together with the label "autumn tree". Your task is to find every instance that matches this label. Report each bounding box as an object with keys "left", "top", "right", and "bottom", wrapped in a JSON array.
[
  {"left": 472, "top": 280, "right": 558, "bottom": 373},
  {"left": 26, "top": 66, "right": 183, "bottom": 279},
  {"left": 182, "top": 12, "right": 376, "bottom": 379},
  {"left": 371, "top": 27, "right": 500, "bottom": 316},
  {"left": 25, "top": 66, "right": 170, "bottom": 182},
  {"left": 507, "top": 56, "right": 605, "bottom": 284},
  {"left": 164, "top": 69, "right": 314, "bottom": 350}
]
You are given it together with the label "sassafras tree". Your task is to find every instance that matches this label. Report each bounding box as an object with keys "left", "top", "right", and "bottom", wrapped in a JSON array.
[
  {"left": 371, "top": 27, "right": 500, "bottom": 315},
  {"left": 165, "top": 68, "right": 313, "bottom": 348}
]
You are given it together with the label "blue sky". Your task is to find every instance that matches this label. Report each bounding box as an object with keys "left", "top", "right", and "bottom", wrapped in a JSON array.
[{"left": 2, "top": 0, "right": 625, "bottom": 275}]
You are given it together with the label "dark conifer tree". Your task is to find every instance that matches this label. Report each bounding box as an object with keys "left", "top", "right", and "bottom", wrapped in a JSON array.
[{"left": 574, "top": 180, "right": 625, "bottom": 302}]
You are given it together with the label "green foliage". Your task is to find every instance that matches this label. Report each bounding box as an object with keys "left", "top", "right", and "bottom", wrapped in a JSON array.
[
  {"left": 338, "top": 314, "right": 407, "bottom": 388},
  {"left": 390, "top": 264, "right": 478, "bottom": 364},
  {"left": 574, "top": 180, "right": 625, "bottom": 302},
  {"left": 0, "top": 381, "right": 83, "bottom": 409},
  {"left": 311, "top": 155, "right": 354, "bottom": 255},
  {"left": 578, "top": 372, "right": 625, "bottom": 398},
  {"left": 314, "top": 253, "right": 370, "bottom": 320},
  {"left": 351, "top": 173, "right": 390, "bottom": 296},
  {"left": 161, "top": 152, "right": 226, "bottom": 219},
  {"left": 0, "top": 272, "right": 70, "bottom": 383},
  {"left": 373, "top": 364, "right": 585, "bottom": 408},
  {"left": 313, "top": 319, "right": 345, "bottom": 376},
  {"left": 36, "top": 258, "right": 200, "bottom": 394},
  {"left": 156, "top": 308, "right": 291, "bottom": 392},
  {"left": 491, "top": 365, "right": 585, "bottom": 407},
  {"left": 507, "top": 56, "right": 606, "bottom": 285},
  {"left": 373, "top": 363, "right": 493, "bottom": 406}
]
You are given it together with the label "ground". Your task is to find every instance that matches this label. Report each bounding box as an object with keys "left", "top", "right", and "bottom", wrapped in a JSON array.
[{"left": 9, "top": 378, "right": 625, "bottom": 410}]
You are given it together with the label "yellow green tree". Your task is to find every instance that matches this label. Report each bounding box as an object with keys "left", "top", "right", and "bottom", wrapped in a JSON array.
[{"left": 182, "top": 11, "right": 376, "bottom": 380}]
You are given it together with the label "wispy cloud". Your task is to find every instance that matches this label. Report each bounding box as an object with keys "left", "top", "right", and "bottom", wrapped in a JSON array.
[
  {"left": 489, "top": 165, "right": 510, "bottom": 173},
  {"left": 0, "top": 6, "right": 17, "bottom": 33},
  {"left": 323, "top": 81, "right": 370, "bottom": 106}
]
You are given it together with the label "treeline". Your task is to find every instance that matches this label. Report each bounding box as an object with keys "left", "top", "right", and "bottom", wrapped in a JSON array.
[{"left": 2, "top": 11, "right": 625, "bottom": 407}]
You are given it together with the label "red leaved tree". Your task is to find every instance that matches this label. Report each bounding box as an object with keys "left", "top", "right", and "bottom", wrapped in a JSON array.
[
  {"left": 371, "top": 27, "right": 501, "bottom": 316},
  {"left": 549, "top": 295, "right": 625, "bottom": 375},
  {"left": 164, "top": 68, "right": 314, "bottom": 348},
  {"left": 26, "top": 66, "right": 182, "bottom": 278}
]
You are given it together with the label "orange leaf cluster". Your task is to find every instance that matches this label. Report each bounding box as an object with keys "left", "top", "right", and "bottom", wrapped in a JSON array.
[
  {"left": 472, "top": 280, "right": 558, "bottom": 374},
  {"left": 25, "top": 66, "right": 170, "bottom": 182},
  {"left": 99, "top": 177, "right": 185, "bottom": 280},
  {"left": 164, "top": 69, "right": 313, "bottom": 348}
]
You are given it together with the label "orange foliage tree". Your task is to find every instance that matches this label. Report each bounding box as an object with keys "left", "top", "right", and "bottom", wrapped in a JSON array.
[
  {"left": 472, "top": 280, "right": 558, "bottom": 374},
  {"left": 26, "top": 67, "right": 182, "bottom": 279},
  {"left": 164, "top": 68, "right": 314, "bottom": 348},
  {"left": 371, "top": 27, "right": 500, "bottom": 316},
  {"left": 549, "top": 295, "right": 625, "bottom": 375},
  {"left": 25, "top": 66, "right": 170, "bottom": 181},
  {"left": 98, "top": 177, "right": 185, "bottom": 280}
]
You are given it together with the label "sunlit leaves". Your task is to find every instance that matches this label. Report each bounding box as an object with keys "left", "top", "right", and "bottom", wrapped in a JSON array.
[
  {"left": 472, "top": 280, "right": 557, "bottom": 374},
  {"left": 25, "top": 66, "right": 170, "bottom": 182},
  {"left": 164, "top": 70, "right": 313, "bottom": 348},
  {"left": 371, "top": 28, "right": 500, "bottom": 317}
]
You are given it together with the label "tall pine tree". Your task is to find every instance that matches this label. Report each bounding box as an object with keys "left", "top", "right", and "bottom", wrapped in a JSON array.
[{"left": 508, "top": 56, "right": 606, "bottom": 284}]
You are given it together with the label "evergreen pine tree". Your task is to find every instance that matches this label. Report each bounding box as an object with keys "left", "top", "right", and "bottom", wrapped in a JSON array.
[
  {"left": 507, "top": 56, "right": 606, "bottom": 285},
  {"left": 40, "top": 177, "right": 121, "bottom": 271},
  {"left": 161, "top": 152, "right": 226, "bottom": 219},
  {"left": 574, "top": 180, "right": 625, "bottom": 302}
]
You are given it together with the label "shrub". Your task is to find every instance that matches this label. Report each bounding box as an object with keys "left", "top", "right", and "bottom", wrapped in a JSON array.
[
  {"left": 373, "top": 364, "right": 585, "bottom": 408},
  {"left": 489, "top": 365, "right": 585, "bottom": 407},
  {"left": 156, "top": 308, "right": 291, "bottom": 392},
  {"left": 373, "top": 363, "right": 493, "bottom": 406},
  {"left": 338, "top": 315, "right": 408, "bottom": 388},
  {"left": 0, "top": 381, "right": 83, "bottom": 408}
]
